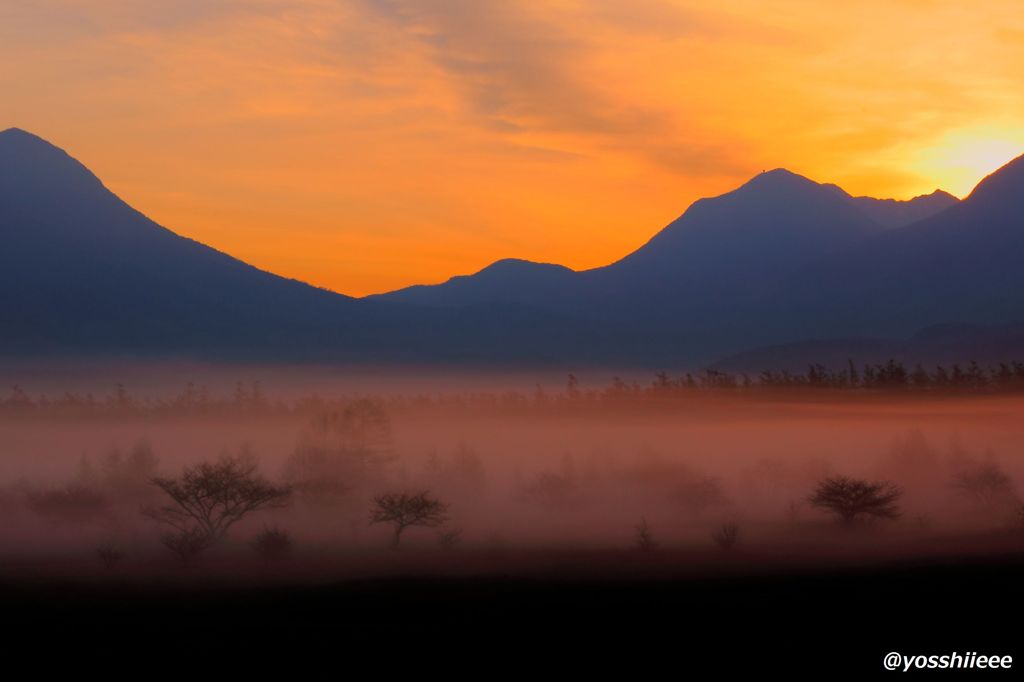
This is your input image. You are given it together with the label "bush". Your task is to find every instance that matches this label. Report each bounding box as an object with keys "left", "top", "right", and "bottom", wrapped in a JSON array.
[
  {"left": 436, "top": 528, "right": 463, "bottom": 549},
  {"left": 252, "top": 526, "right": 294, "bottom": 560},
  {"left": 711, "top": 523, "right": 740, "bottom": 550}
]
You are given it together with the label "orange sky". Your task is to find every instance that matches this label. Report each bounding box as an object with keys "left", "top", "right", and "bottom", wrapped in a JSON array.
[{"left": 3, "top": 1, "right": 1024, "bottom": 296}]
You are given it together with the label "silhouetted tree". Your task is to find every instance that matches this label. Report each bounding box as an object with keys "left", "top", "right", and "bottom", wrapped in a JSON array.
[
  {"left": 370, "top": 491, "right": 449, "bottom": 546},
  {"left": 808, "top": 476, "right": 902, "bottom": 526},
  {"left": 144, "top": 453, "right": 291, "bottom": 541}
]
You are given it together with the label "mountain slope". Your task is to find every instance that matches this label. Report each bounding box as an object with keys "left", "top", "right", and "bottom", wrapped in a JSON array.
[
  {"left": 753, "top": 154, "right": 1024, "bottom": 342},
  {"left": 0, "top": 129, "right": 656, "bottom": 364},
  {"left": 0, "top": 128, "right": 389, "bottom": 357},
  {"left": 374, "top": 169, "right": 956, "bottom": 323}
]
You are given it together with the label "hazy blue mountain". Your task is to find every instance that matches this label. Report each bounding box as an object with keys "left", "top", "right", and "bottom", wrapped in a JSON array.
[
  {"left": 369, "top": 258, "right": 575, "bottom": 308},
  {"left": 0, "top": 128, "right": 404, "bottom": 359},
  {"left": 0, "top": 128, "right": 636, "bottom": 364},
  {"left": 4, "top": 126, "right": 1023, "bottom": 369},
  {"left": 751, "top": 154, "right": 1024, "bottom": 344},
  {"left": 374, "top": 170, "right": 958, "bottom": 323}
]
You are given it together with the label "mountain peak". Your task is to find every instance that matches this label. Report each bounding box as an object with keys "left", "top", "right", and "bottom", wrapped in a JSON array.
[
  {"left": 0, "top": 127, "right": 64, "bottom": 153},
  {"left": 0, "top": 127, "right": 105, "bottom": 205},
  {"left": 474, "top": 258, "right": 573, "bottom": 276},
  {"left": 740, "top": 167, "right": 818, "bottom": 191}
]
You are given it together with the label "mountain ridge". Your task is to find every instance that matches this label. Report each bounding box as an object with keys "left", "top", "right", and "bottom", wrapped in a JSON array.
[{"left": 4, "top": 126, "right": 1024, "bottom": 368}]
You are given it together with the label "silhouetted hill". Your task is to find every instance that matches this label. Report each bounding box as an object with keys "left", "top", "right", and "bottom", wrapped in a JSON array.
[
  {"left": 0, "top": 128, "right": 388, "bottom": 357},
  {"left": 368, "top": 258, "right": 575, "bottom": 307},
  {"left": 374, "top": 169, "right": 958, "bottom": 325},
  {"left": 0, "top": 129, "right": 646, "bottom": 364},
  {"left": 752, "top": 154, "right": 1024, "bottom": 344},
  {"left": 5, "top": 127, "right": 1024, "bottom": 368}
]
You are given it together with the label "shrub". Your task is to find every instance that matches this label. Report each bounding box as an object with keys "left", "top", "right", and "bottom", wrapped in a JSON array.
[
  {"left": 252, "top": 526, "right": 294, "bottom": 560},
  {"left": 711, "top": 523, "right": 740, "bottom": 550}
]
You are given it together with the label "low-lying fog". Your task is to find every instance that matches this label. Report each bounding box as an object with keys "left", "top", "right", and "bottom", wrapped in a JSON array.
[{"left": 2, "top": 364, "right": 1023, "bottom": 581}]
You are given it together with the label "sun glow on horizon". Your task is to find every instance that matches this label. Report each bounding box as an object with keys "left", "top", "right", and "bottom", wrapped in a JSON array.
[{"left": 912, "top": 128, "right": 1024, "bottom": 198}]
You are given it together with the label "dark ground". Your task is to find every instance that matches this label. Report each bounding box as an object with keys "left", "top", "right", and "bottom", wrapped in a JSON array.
[{"left": 2, "top": 553, "right": 1021, "bottom": 677}]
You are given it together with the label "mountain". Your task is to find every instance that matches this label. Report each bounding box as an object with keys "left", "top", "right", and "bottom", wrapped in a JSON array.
[
  {"left": 371, "top": 258, "right": 575, "bottom": 308},
  {"left": 0, "top": 128, "right": 635, "bottom": 364},
  {"left": 0, "top": 128, "right": 406, "bottom": 359},
  {"left": 750, "top": 154, "right": 1024, "bottom": 344},
  {"left": 373, "top": 170, "right": 958, "bottom": 324},
  {"left": 5, "top": 126, "right": 1024, "bottom": 369}
]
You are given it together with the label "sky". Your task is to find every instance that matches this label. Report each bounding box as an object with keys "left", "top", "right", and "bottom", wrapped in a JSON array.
[{"left": 3, "top": 0, "right": 1024, "bottom": 296}]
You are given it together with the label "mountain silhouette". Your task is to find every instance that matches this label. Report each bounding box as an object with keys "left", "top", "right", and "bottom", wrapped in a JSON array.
[
  {"left": 751, "top": 153, "right": 1024, "bottom": 344},
  {"left": 0, "top": 128, "right": 621, "bottom": 363},
  {"left": 4, "top": 127, "right": 1024, "bottom": 367},
  {"left": 376, "top": 168, "right": 958, "bottom": 325},
  {"left": 0, "top": 128, "right": 385, "bottom": 358}
]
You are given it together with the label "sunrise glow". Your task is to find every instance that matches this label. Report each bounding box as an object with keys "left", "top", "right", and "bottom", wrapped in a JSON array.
[{"left": 3, "top": 1, "right": 1024, "bottom": 294}]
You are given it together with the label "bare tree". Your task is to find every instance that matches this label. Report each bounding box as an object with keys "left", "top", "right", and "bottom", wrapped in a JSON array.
[
  {"left": 808, "top": 476, "right": 903, "bottom": 526},
  {"left": 144, "top": 454, "right": 291, "bottom": 542},
  {"left": 370, "top": 491, "right": 449, "bottom": 546}
]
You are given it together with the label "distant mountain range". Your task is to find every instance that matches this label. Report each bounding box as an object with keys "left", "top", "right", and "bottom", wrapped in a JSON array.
[{"left": 2, "top": 126, "right": 1023, "bottom": 369}]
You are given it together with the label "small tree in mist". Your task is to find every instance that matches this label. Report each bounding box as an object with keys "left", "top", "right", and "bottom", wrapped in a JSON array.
[
  {"left": 711, "top": 523, "right": 740, "bottom": 550},
  {"left": 284, "top": 400, "right": 396, "bottom": 505},
  {"left": 143, "top": 453, "right": 291, "bottom": 542},
  {"left": 952, "top": 460, "right": 1018, "bottom": 514},
  {"left": 370, "top": 491, "right": 449, "bottom": 547},
  {"left": 634, "top": 518, "right": 658, "bottom": 551},
  {"left": 808, "top": 476, "right": 902, "bottom": 526},
  {"left": 675, "top": 475, "right": 729, "bottom": 517}
]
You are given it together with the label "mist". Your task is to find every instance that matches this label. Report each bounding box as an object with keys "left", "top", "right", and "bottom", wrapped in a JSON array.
[{"left": 3, "top": 364, "right": 1023, "bottom": 585}]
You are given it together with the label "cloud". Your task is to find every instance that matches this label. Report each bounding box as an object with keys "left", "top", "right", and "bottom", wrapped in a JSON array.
[{"left": 360, "top": 0, "right": 742, "bottom": 175}]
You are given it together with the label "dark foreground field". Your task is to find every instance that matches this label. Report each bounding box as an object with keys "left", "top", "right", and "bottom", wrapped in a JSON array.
[{"left": 3, "top": 551, "right": 1021, "bottom": 677}]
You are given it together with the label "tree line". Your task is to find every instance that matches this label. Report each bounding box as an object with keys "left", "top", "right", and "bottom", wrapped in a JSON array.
[{"left": 4, "top": 359, "right": 1024, "bottom": 418}]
